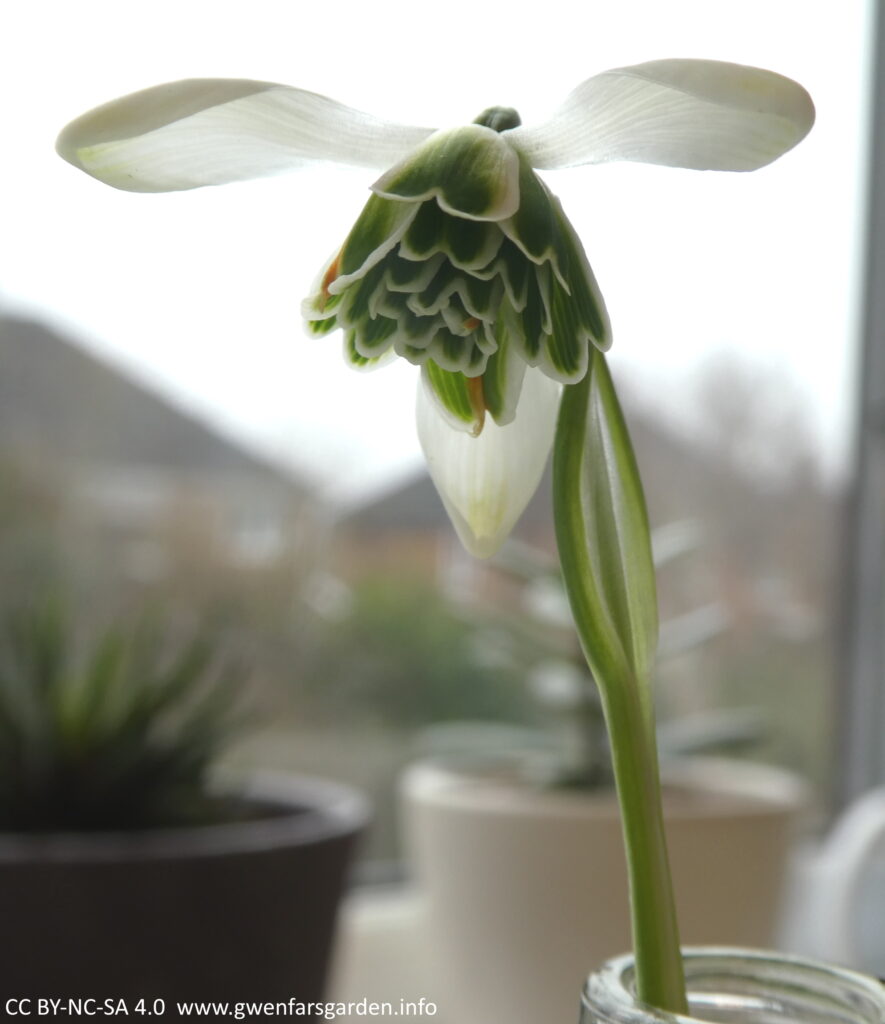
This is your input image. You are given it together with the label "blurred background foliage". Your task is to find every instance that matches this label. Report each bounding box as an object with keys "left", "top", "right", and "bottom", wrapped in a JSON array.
[
  {"left": 0, "top": 600, "right": 245, "bottom": 831},
  {"left": 0, "top": 315, "right": 837, "bottom": 863},
  {"left": 298, "top": 576, "right": 532, "bottom": 729}
]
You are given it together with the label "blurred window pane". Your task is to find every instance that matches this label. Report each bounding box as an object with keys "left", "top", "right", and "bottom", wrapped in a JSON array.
[{"left": 0, "top": 1, "right": 872, "bottom": 865}]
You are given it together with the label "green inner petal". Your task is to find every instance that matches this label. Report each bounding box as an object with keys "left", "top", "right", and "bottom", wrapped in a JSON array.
[
  {"left": 514, "top": 265, "right": 554, "bottom": 362},
  {"left": 352, "top": 314, "right": 398, "bottom": 358},
  {"left": 499, "top": 155, "right": 569, "bottom": 287},
  {"left": 385, "top": 251, "right": 444, "bottom": 292},
  {"left": 428, "top": 329, "right": 489, "bottom": 377},
  {"left": 482, "top": 320, "right": 527, "bottom": 426},
  {"left": 398, "top": 307, "right": 442, "bottom": 345},
  {"left": 553, "top": 198, "right": 612, "bottom": 350},
  {"left": 478, "top": 319, "right": 498, "bottom": 355},
  {"left": 400, "top": 199, "right": 447, "bottom": 259},
  {"left": 545, "top": 275, "right": 589, "bottom": 382},
  {"left": 466, "top": 345, "right": 490, "bottom": 374},
  {"left": 443, "top": 217, "right": 503, "bottom": 271},
  {"left": 461, "top": 274, "right": 501, "bottom": 320},
  {"left": 344, "top": 330, "right": 393, "bottom": 370},
  {"left": 374, "top": 287, "right": 413, "bottom": 320},
  {"left": 372, "top": 124, "right": 520, "bottom": 222},
  {"left": 335, "top": 195, "right": 419, "bottom": 283},
  {"left": 441, "top": 296, "right": 467, "bottom": 334},
  {"left": 503, "top": 156, "right": 556, "bottom": 261},
  {"left": 337, "top": 261, "right": 387, "bottom": 327},
  {"left": 435, "top": 330, "right": 469, "bottom": 369},
  {"left": 409, "top": 260, "right": 460, "bottom": 315},
  {"left": 394, "top": 338, "right": 434, "bottom": 363},
  {"left": 424, "top": 361, "right": 482, "bottom": 432},
  {"left": 475, "top": 239, "right": 530, "bottom": 311},
  {"left": 306, "top": 314, "right": 339, "bottom": 337},
  {"left": 536, "top": 261, "right": 554, "bottom": 334}
]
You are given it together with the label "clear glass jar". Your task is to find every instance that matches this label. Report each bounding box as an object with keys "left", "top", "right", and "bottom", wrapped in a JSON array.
[{"left": 580, "top": 948, "right": 885, "bottom": 1024}]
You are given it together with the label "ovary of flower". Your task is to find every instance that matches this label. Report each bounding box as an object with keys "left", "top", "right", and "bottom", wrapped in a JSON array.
[{"left": 57, "top": 60, "right": 814, "bottom": 557}]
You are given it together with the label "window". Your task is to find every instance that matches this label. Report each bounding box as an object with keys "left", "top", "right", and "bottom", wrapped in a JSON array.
[{"left": 1, "top": 2, "right": 871, "bottom": 866}]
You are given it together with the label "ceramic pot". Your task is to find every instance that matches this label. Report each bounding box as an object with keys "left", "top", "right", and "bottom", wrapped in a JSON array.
[
  {"left": 0, "top": 774, "right": 368, "bottom": 1003},
  {"left": 401, "top": 758, "right": 807, "bottom": 1024}
]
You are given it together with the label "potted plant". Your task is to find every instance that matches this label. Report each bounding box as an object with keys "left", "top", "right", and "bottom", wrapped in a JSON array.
[
  {"left": 401, "top": 754, "right": 807, "bottom": 1024},
  {"left": 57, "top": 60, "right": 885, "bottom": 1023},
  {"left": 398, "top": 542, "right": 808, "bottom": 1024},
  {"left": 0, "top": 602, "right": 367, "bottom": 1003}
]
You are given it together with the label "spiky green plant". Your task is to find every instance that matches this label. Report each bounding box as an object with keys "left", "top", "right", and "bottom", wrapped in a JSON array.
[{"left": 0, "top": 602, "right": 245, "bottom": 832}]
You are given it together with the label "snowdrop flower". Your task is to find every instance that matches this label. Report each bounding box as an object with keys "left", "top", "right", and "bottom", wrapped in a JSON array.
[{"left": 58, "top": 61, "right": 814, "bottom": 556}]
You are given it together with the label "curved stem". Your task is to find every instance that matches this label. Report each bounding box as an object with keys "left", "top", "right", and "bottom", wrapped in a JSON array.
[{"left": 553, "top": 360, "right": 687, "bottom": 1013}]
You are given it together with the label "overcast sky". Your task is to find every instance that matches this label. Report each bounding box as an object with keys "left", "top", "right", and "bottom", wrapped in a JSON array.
[{"left": 1, "top": 0, "right": 871, "bottom": 497}]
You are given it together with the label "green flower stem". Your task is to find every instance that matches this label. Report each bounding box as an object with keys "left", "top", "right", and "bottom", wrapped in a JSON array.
[{"left": 553, "top": 357, "right": 688, "bottom": 1013}]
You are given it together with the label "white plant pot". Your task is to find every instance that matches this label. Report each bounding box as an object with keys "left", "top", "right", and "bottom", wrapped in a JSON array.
[{"left": 400, "top": 757, "right": 808, "bottom": 1024}]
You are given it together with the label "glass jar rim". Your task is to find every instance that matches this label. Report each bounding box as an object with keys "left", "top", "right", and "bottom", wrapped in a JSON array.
[{"left": 583, "top": 947, "right": 885, "bottom": 1024}]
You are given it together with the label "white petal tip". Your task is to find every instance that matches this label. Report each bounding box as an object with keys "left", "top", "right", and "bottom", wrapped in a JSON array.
[
  {"left": 452, "top": 523, "right": 508, "bottom": 559},
  {"left": 416, "top": 367, "right": 559, "bottom": 558},
  {"left": 514, "top": 58, "right": 815, "bottom": 173}
]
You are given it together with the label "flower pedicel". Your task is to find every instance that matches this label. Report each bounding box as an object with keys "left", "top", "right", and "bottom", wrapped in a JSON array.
[{"left": 57, "top": 61, "right": 814, "bottom": 1012}]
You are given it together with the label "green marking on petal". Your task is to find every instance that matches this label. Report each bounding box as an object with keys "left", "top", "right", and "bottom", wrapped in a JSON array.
[
  {"left": 478, "top": 319, "right": 498, "bottom": 355},
  {"left": 401, "top": 201, "right": 447, "bottom": 260},
  {"left": 544, "top": 274, "right": 590, "bottom": 382},
  {"left": 494, "top": 156, "right": 569, "bottom": 293},
  {"left": 424, "top": 361, "right": 482, "bottom": 433},
  {"left": 301, "top": 250, "right": 345, "bottom": 323},
  {"left": 302, "top": 287, "right": 340, "bottom": 322},
  {"left": 334, "top": 194, "right": 419, "bottom": 284},
  {"left": 435, "top": 330, "right": 468, "bottom": 370},
  {"left": 516, "top": 267, "right": 550, "bottom": 362},
  {"left": 462, "top": 274, "right": 501, "bottom": 320},
  {"left": 483, "top": 319, "right": 528, "bottom": 426},
  {"left": 476, "top": 238, "right": 529, "bottom": 311},
  {"left": 466, "top": 344, "right": 489, "bottom": 374},
  {"left": 385, "top": 251, "right": 444, "bottom": 292},
  {"left": 398, "top": 307, "right": 441, "bottom": 346},
  {"left": 500, "top": 155, "right": 557, "bottom": 262},
  {"left": 399, "top": 201, "right": 504, "bottom": 271},
  {"left": 344, "top": 330, "right": 395, "bottom": 371},
  {"left": 375, "top": 287, "right": 413, "bottom": 320},
  {"left": 395, "top": 338, "right": 433, "bottom": 364},
  {"left": 337, "top": 260, "right": 387, "bottom": 327},
  {"left": 441, "top": 296, "right": 475, "bottom": 336},
  {"left": 429, "top": 329, "right": 490, "bottom": 376},
  {"left": 306, "top": 314, "right": 339, "bottom": 337},
  {"left": 372, "top": 125, "right": 520, "bottom": 222},
  {"left": 409, "top": 259, "right": 459, "bottom": 315},
  {"left": 352, "top": 313, "right": 398, "bottom": 358},
  {"left": 443, "top": 217, "right": 504, "bottom": 271},
  {"left": 536, "top": 261, "right": 554, "bottom": 334},
  {"left": 552, "top": 196, "right": 612, "bottom": 350}
]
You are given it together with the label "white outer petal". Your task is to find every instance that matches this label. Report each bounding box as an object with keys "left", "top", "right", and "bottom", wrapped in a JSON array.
[
  {"left": 57, "top": 79, "right": 435, "bottom": 192},
  {"left": 507, "top": 59, "right": 814, "bottom": 172},
  {"left": 417, "top": 368, "right": 560, "bottom": 558}
]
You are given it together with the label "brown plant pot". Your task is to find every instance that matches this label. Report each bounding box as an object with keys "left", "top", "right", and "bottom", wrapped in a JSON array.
[{"left": 0, "top": 774, "right": 369, "bottom": 1004}]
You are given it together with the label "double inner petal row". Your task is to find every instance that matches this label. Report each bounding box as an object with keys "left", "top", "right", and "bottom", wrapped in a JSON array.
[{"left": 303, "top": 125, "right": 612, "bottom": 436}]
